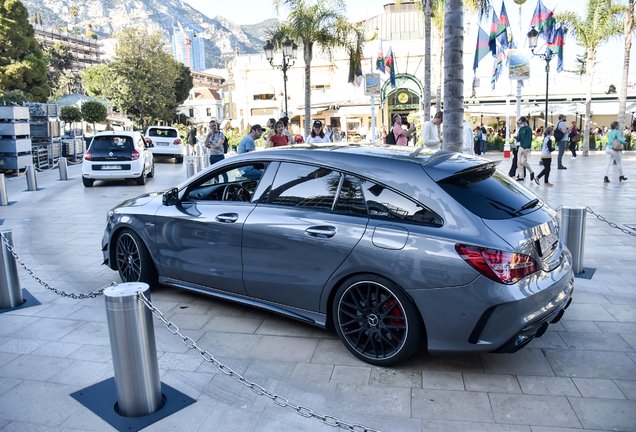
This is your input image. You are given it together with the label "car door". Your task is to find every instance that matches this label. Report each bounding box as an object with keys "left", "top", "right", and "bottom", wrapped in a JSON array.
[
  {"left": 154, "top": 163, "right": 267, "bottom": 295},
  {"left": 136, "top": 135, "right": 152, "bottom": 174},
  {"left": 241, "top": 162, "right": 369, "bottom": 312}
]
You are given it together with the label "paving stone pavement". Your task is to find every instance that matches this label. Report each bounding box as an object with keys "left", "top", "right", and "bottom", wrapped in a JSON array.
[{"left": 0, "top": 150, "right": 634, "bottom": 432}]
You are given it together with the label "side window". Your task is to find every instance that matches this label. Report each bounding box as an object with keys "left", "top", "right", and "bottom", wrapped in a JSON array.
[
  {"left": 268, "top": 163, "right": 341, "bottom": 210},
  {"left": 334, "top": 175, "right": 367, "bottom": 215},
  {"left": 359, "top": 178, "right": 442, "bottom": 226},
  {"left": 184, "top": 163, "right": 267, "bottom": 202}
]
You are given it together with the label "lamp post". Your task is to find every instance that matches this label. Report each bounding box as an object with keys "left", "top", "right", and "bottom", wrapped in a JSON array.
[
  {"left": 527, "top": 27, "right": 554, "bottom": 136},
  {"left": 263, "top": 38, "right": 298, "bottom": 118}
]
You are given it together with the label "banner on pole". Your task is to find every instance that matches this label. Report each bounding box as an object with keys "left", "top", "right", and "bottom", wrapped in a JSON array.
[
  {"left": 365, "top": 74, "right": 381, "bottom": 96},
  {"left": 509, "top": 49, "right": 530, "bottom": 80}
]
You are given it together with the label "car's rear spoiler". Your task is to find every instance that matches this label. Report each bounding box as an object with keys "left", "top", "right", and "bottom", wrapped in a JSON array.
[{"left": 420, "top": 152, "right": 501, "bottom": 182}]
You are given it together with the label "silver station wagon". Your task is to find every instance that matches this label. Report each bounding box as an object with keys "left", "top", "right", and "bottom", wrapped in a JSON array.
[{"left": 102, "top": 145, "right": 574, "bottom": 366}]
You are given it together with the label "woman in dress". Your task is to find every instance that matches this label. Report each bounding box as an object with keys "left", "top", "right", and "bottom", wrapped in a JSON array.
[{"left": 267, "top": 121, "right": 289, "bottom": 147}]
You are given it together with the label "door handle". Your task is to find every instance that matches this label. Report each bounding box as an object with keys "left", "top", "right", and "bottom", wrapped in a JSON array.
[
  {"left": 305, "top": 226, "right": 337, "bottom": 238},
  {"left": 216, "top": 213, "right": 238, "bottom": 223}
]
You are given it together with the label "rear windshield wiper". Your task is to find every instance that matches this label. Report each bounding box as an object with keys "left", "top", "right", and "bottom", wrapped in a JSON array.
[{"left": 514, "top": 198, "right": 540, "bottom": 215}]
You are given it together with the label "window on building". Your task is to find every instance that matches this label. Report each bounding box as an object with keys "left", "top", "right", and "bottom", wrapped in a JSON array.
[
  {"left": 206, "top": 108, "right": 211, "bottom": 116},
  {"left": 189, "top": 109, "right": 194, "bottom": 117},
  {"left": 253, "top": 94, "right": 275, "bottom": 100},
  {"left": 310, "top": 85, "right": 330, "bottom": 95}
]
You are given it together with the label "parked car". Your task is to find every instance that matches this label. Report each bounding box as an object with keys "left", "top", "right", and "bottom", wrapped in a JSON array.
[
  {"left": 101, "top": 146, "right": 574, "bottom": 365},
  {"left": 145, "top": 126, "right": 184, "bottom": 163},
  {"left": 82, "top": 131, "right": 154, "bottom": 187}
]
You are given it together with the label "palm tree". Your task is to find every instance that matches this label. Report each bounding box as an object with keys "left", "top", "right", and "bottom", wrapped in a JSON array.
[
  {"left": 422, "top": 0, "right": 432, "bottom": 122},
  {"left": 431, "top": 1, "right": 444, "bottom": 114},
  {"left": 618, "top": 0, "right": 634, "bottom": 131},
  {"left": 272, "top": 0, "right": 364, "bottom": 137},
  {"left": 558, "top": 0, "right": 625, "bottom": 156}
]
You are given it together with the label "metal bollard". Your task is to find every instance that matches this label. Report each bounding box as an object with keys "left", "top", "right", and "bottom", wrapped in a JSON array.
[
  {"left": 202, "top": 154, "right": 210, "bottom": 169},
  {"left": 0, "top": 174, "right": 8, "bottom": 206},
  {"left": 25, "top": 165, "right": 37, "bottom": 191},
  {"left": 58, "top": 157, "right": 69, "bottom": 180},
  {"left": 197, "top": 155, "right": 206, "bottom": 171},
  {"left": 185, "top": 158, "right": 196, "bottom": 178},
  {"left": 561, "top": 207, "right": 586, "bottom": 274},
  {"left": 195, "top": 144, "right": 203, "bottom": 156},
  {"left": 185, "top": 145, "right": 191, "bottom": 156},
  {"left": 104, "top": 283, "right": 163, "bottom": 417},
  {"left": 0, "top": 230, "right": 23, "bottom": 309}
]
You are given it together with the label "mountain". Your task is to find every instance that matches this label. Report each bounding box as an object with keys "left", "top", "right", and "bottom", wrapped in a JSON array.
[{"left": 21, "top": 0, "right": 276, "bottom": 69}]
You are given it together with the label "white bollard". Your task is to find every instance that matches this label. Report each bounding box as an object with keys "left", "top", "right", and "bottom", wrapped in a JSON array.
[{"left": 0, "top": 230, "right": 23, "bottom": 309}]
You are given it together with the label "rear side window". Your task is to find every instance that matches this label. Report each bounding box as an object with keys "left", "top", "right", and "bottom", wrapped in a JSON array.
[
  {"left": 148, "top": 128, "right": 178, "bottom": 138},
  {"left": 268, "top": 163, "right": 341, "bottom": 210},
  {"left": 359, "top": 178, "right": 441, "bottom": 225},
  {"left": 90, "top": 136, "right": 133, "bottom": 151},
  {"left": 437, "top": 167, "right": 539, "bottom": 220}
]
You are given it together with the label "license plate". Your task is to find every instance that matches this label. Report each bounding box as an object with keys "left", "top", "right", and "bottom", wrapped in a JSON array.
[
  {"left": 157, "top": 142, "right": 169, "bottom": 146},
  {"left": 540, "top": 231, "right": 558, "bottom": 256},
  {"left": 102, "top": 165, "right": 122, "bottom": 170}
]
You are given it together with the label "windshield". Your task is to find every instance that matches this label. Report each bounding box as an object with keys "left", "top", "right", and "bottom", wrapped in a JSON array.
[
  {"left": 148, "top": 128, "right": 178, "bottom": 138},
  {"left": 437, "top": 168, "right": 540, "bottom": 220},
  {"left": 90, "top": 136, "right": 134, "bottom": 152}
]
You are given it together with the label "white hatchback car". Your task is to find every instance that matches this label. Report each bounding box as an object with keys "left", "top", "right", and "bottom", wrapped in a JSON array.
[
  {"left": 145, "top": 126, "right": 185, "bottom": 163},
  {"left": 81, "top": 131, "right": 154, "bottom": 187}
]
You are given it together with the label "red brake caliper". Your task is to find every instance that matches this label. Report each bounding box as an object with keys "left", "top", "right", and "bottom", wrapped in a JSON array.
[{"left": 385, "top": 299, "right": 404, "bottom": 327}]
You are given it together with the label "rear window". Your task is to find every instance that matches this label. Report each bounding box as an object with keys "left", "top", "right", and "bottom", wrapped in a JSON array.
[
  {"left": 148, "top": 128, "right": 178, "bottom": 138},
  {"left": 90, "top": 136, "right": 134, "bottom": 152},
  {"left": 437, "top": 167, "right": 540, "bottom": 220}
]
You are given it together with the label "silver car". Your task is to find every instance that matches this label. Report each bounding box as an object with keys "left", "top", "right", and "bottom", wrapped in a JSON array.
[{"left": 102, "top": 146, "right": 573, "bottom": 366}]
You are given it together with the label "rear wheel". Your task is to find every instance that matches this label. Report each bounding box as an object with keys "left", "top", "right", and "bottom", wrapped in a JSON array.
[
  {"left": 333, "top": 274, "right": 423, "bottom": 366},
  {"left": 115, "top": 229, "right": 157, "bottom": 286},
  {"left": 176, "top": 155, "right": 184, "bottom": 164},
  {"left": 136, "top": 172, "right": 146, "bottom": 185},
  {"left": 82, "top": 177, "right": 94, "bottom": 187},
  {"left": 147, "top": 162, "right": 155, "bottom": 178}
]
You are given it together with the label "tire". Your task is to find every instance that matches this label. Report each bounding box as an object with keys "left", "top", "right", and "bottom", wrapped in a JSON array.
[
  {"left": 176, "top": 155, "right": 184, "bottom": 164},
  {"left": 332, "top": 274, "right": 423, "bottom": 366},
  {"left": 147, "top": 162, "right": 155, "bottom": 178},
  {"left": 82, "top": 177, "right": 94, "bottom": 187},
  {"left": 115, "top": 229, "right": 158, "bottom": 286},
  {"left": 136, "top": 172, "right": 146, "bottom": 185}
]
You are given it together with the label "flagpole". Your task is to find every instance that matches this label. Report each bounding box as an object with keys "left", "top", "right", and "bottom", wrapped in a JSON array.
[{"left": 516, "top": 4, "right": 522, "bottom": 131}]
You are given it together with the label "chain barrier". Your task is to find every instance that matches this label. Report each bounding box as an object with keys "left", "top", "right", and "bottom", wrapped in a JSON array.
[
  {"left": 0, "top": 233, "right": 106, "bottom": 298},
  {"left": 585, "top": 207, "right": 636, "bottom": 237},
  {"left": 137, "top": 290, "right": 383, "bottom": 432}
]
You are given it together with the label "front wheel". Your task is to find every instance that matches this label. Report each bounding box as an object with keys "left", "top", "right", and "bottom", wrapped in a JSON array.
[
  {"left": 115, "top": 229, "right": 158, "bottom": 286},
  {"left": 333, "top": 274, "right": 423, "bottom": 366}
]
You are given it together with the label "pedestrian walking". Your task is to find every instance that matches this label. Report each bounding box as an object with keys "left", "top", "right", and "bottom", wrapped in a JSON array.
[
  {"left": 473, "top": 127, "right": 482, "bottom": 155},
  {"left": 480, "top": 124, "right": 487, "bottom": 154},
  {"left": 508, "top": 121, "right": 523, "bottom": 178},
  {"left": 267, "top": 121, "right": 289, "bottom": 147},
  {"left": 604, "top": 120, "right": 628, "bottom": 183},
  {"left": 517, "top": 117, "right": 535, "bottom": 182},
  {"left": 306, "top": 120, "right": 331, "bottom": 143},
  {"left": 463, "top": 120, "right": 475, "bottom": 155},
  {"left": 535, "top": 127, "right": 554, "bottom": 186},
  {"left": 204, "top": 120, "right": 226, "bottom": 165},
  {"left": 555, "top": 114, "right": 570, "bottom": 169},
  {"left": 421, "top": 112, "right": 443, "bottom": 149},
  {"left": 569, "top": 121, "right": 579, "bottom": 158}
]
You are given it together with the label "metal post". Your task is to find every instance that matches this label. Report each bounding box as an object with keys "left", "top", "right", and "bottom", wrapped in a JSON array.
[
  {"left": 186, "top": 158, "right": 196, "bottom": 178},
  {"left": 560, "top": 207, "right": 586, "bottom": 275},
  {"left": 202, "top": 154, "right": 210, "bottom": 169},
  {"left": 186, "top": 145, "right": 191, "bottom": 156},
  {"left": 0, "top": 230, "right": 23, "bottom": 309},
  {"left": 58, "top": 157, "right": 69, "bottom": 180},
  {"left": 104, "top": 283, "right": 163, "bottom": 417},
  {"left": 0, "top": 174, "right": 8, "bottom": 206},
  {"left": 25, "top": 165, "right": 37, "bottom": 191}
]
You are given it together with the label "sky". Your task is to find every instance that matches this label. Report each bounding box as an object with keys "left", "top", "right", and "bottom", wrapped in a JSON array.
[{"left": 183, "top": 0, "right": 633, "bottom": 82}]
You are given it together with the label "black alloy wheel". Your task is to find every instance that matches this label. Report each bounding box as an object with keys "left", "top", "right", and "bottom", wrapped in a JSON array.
[
  {"left": 333, "top": 275, "right": 423, "bottom": 366},
  {"left": 115, "top": 229, "right": 157, "bottom": 285}
]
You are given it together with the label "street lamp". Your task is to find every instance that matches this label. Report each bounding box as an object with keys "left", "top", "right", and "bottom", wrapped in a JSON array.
[
  {"left": 263, "top": 37, "right": 298, "bottom": 117},
  {"left": 527, "top": 27, "right": 554, "bottom": 136}
]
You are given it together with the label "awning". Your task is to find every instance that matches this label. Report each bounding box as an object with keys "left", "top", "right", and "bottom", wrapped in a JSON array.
[{"left": 251, "top": 82, "right": 276, "bottom": 95}]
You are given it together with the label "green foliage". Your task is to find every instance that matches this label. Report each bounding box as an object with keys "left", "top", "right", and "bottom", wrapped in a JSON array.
[
  {"left": 85, "top": 30, "right": 97, "bottom": 40},
  {"left": 87, "top": 28, "right": 194, "bottom": 127},
  {"left": 606, "top": 84, "right": 617, "bottom": 94},
  {"left": 81, "top": 100, "right": 107, "bottom": 124},
  {"left": 59, "top": 105, "right": 82, "bottom": 123},
  {"left": 0, "top": 89, "right": 31, "bottom": 104},
  {"left": 45, "top": 42, "right": 73, "bottom": 75},
  {"left": 0, "top": 0, "right": 50, "bottom": 101},
  {"left": 492, "top": 135, "right": 505, "bottom": 151}
]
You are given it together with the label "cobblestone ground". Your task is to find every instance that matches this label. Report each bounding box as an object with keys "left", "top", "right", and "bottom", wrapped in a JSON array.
[{"left": 0, "top": 150, "right": 634, "bottom": 432}]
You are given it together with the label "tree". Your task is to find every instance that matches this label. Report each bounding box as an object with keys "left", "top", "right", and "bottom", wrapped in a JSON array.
[
  {"left": 0, "top": 89, "right": 31, "bottom": 104},
  {"left": 441, "top": 0, "right": 465, "bottom": 152},
  {"left": 82, "top": 64, "right": 116, "bottom": 99},
  {"left": 0, "top": 0, "right": 50, "bottom": 101},
  {"left": 59, "top": 105, "right": 82, "bottom": 123},
  {"left": 618, "top": 0, "right": 634, "bottom": 131},
  {"left": 172, "top": 61, "right": 193, "bottom": 110},
  {"left": 272, "top": 0, "right": 364, "bottom": 137},
  {"left": 558, "top": 0, "right": 625, "bottom": 156},
  {"left": 81, "top": 100, "right": 107, "bottom": 135}
]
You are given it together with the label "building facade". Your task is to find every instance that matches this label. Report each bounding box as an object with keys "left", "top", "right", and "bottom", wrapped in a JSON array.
[
  {"left": 33, "top": 24, "right": 104, "bottom": 72},
  {"left": 172, "top": 26, "right": 206, "bottom": 72},
  {"left": 177, "top": 88, "right": 223, "bottom": 126}
]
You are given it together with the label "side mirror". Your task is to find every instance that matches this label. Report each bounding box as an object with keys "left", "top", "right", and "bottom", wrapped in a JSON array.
[{"left": 162, "top": 187, "right": 179, "bottom": 206}]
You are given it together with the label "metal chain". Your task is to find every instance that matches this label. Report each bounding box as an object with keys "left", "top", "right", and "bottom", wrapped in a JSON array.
[
  {"left": 0, "top": 233, "right": 106, "bottom": 298},
  {"left": 137, "top": 291, "right": 383, "bottom": 432},
  {"left": 585, "top": 207, "right": 636, "bottom": 237}
]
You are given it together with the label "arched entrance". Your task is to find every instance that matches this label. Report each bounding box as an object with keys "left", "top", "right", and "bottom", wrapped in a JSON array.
[{"left": 380, "top": 74, "right": 423, "bottom": 127}]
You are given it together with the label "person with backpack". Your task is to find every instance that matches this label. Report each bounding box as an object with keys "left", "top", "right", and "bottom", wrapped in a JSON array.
[
  {"left": 554, "top": 114, "right": 570, "bottom": 169},
  {"left": 535, "top": 127, "right": 555, "bottom": 186},
  {"left": 391, "top": 113, "right": 415, "bottom": 146},
  {"left": 517, "top": 116, "right": 535, "bottom": 182}
]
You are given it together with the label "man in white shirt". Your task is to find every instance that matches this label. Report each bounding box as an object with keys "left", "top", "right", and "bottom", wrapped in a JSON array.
[
  {"left": 421, "top": 111, "right": 443, "bottom": 150},
  {"left": 462, "top": 120, "right": 475, "bottom": 155}
]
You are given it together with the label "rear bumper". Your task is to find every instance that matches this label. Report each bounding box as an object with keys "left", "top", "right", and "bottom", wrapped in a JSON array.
[{"left": 150, "top": 148, "right": 183, "bottom": 157}]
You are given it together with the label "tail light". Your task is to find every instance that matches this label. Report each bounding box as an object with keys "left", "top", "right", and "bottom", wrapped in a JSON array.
[
  {"left": 84, "top": 151, "right": 92, "bottom": 161},
  {"left": 131, "top": 150, "right": 140, "bottom": 160},
  {"left": 173, "top": 139, "right": 182, "bottom": 145},
  {"left": 145, "top": 138, "right": 153, "bottom": 145},
  {"left": 455, "top": 244, "right": 539, "bottom": 284}
]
